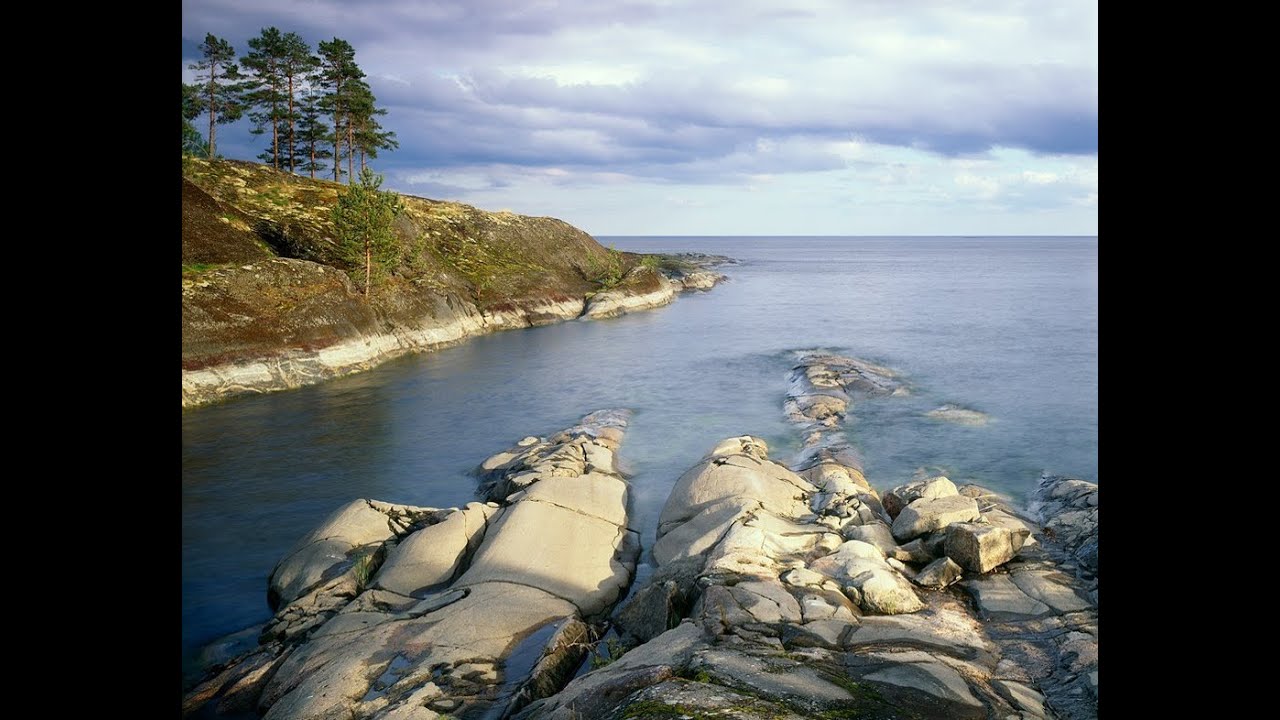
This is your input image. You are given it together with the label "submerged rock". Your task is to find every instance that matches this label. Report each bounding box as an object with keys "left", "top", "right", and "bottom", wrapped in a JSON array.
[{"left": 925, "top": 403, "right": 991, "bottom": 426}]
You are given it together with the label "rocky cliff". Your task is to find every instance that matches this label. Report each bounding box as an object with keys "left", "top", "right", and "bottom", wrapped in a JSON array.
[{"left": 181, "top": 158, "right": 726, "bottom": 408}]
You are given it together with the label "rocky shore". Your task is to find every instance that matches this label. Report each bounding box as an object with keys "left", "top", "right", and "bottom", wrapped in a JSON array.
[
  {"left": 182, "top": 257, "right": 724, "bottom": 408},
  {"left": 183, "top": 352, "right": 1097, "bottom": 719},
  {"left": 181, "top": 158, "right": 729, "bottom": 408}
]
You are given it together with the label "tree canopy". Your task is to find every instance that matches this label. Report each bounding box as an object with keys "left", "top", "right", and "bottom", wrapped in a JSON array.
[{"left": 184, "top": 30, "right": 395, "bottom": 180}]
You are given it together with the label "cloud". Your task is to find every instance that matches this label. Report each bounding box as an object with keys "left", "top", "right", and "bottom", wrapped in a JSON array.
[{"left": 180, "top": 0, "right": 1097, "bottom": 233}]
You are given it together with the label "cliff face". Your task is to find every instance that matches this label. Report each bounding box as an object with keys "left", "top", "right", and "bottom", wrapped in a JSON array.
[{"left": 182, "top": 158, "right": 693, "bottom": 408}]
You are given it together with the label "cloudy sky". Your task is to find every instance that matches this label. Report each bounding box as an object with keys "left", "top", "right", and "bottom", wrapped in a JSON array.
[{"left": 181, "top": 0, "right": 1097, "bottom": 236}]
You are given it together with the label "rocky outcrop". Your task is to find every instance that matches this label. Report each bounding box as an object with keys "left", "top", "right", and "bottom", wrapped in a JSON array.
[
  {"left": 184, "top": 351, "right": 1097, "bottom": 720},
  {"left": 183, "top": 410, "right": 641, "bottom": 720},
  {"left": 517, "top": 352, "right": 1097, "bottom": 720}
]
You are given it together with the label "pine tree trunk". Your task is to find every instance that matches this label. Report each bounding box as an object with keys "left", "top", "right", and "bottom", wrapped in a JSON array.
[
  {"left": 207, "top": 77, "right": 216, "bottom": 159},
  {"left": 272, "top": 112, "right": 279, "bottom": 169},
  {"left": 287, "top": 75, "right": 296, "bottom": 174},
  {"left": 309, "top": 139, "right": 316, "bottom": 179},
  {"left": 360, "top": 149, "right": 366, "bottom": 173},
  {"left": 332, "top": 78, "right": 342, "bottom": 182},
  {"left": 348, "top": 121, "right": 354, "bottom": 182}
]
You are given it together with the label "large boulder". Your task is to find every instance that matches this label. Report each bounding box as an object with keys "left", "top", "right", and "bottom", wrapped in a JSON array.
[
  {"left": 883, "top": 476, "right": 959, "bottom": 519},
  {"left": 890, "top": 495, "right": 981, "bottom": 541},
  {"left": 944, "top": 522, "right": 1030, "bottom": 574},
  {"left": 658, "top": 437, "right": 816, "bottom": 534}
]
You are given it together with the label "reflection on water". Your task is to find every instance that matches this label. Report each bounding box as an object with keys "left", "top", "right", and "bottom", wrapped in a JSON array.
[{"left": 182, "top": 236, "right": 1097, "bottom": 678}]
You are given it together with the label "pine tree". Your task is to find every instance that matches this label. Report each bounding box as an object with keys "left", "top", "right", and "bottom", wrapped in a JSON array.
[
  {"left": 279, "top": 33, "right": 317, "bottom": 174},
  {"left": 182, "top": 83, "right": 209, "bottom": 156},
  {"left": 241, "top": 28, "right": 287, "bottom": 169},
  {"left": 317, "top": 38, "right": 364, "bottom": 183},
  {"left": 349, "top": 81, "right": 399, "bottom": 173},
  {"left": 241, "top": 28, "right": 316, "bottom": 172},
  {"left": 188, "top": 33, "right": 244, "bottom": 159},
  {"left": 296, "top": 75, "right": 332, "bottom": 179},
  {"left": 332, "top": 168, "right": 404, "bottom": 297}
]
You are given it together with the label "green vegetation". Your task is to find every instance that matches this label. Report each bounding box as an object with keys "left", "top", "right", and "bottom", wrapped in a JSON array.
[
  {"left": 332, "top": 168, "right": 405, "bottom": 297},
  {"left": 183, "top": 28, "right": 396, "bottom": 181},
  {"left": 351, "top": 549, "right": 379, "bottom": 591},
  {"left": 186, "top": 33, "right": 244, "bottom": 159},
  {"left": 620, "top": 700, "right": 705, "bottom": 719},
  {"left": 587, "top": 245, "right": 628, "bottom": 290},
  {"left": 589, "top": 636, "right": 627, "bottom": 669}
]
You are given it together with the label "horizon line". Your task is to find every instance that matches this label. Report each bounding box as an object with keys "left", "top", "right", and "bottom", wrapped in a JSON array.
[{"left": 592, "top": 234, "right": 1099, "bottom": 238}]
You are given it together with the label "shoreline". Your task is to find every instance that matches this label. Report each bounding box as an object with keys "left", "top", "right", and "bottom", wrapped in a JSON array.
[{"left": 183, "top": 272, "right": 720, "bottom": 409}]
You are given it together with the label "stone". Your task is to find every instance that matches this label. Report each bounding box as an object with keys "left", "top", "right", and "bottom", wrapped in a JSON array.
[
  {"left": 796, "top": 589, "right": 859, "bottom": 623},
  {"left": 268, "top": 499, "right": 398, "bottom": 610},
  {"left": 514, "top": 622, "right": 706, "bottom": 719},
  {"left": 892, "top": 538, "right": 936, "bottom": 564},
  {"left": 781, "top": 619, "right": 850, "bottom": 649},
  {"left": 994, "top": 679, "right": 1047, "bottom": 717},
  {"left": 913, "top": 557, "right": 963, "bottom": 589},
  {"left": 373, "top": 503, "right": 495, "bottom": 596},
  {"left": 781, "top": 567, "right": 827, "bottom": 587},
  {"left": 963, "top": 575, "right": 1051, "bottom": 618},
  {"left": 859, "top": 658, "right": 985, "bottom": 718},
  {"left": 883, "top": 476, "right": 959, "bottom": 518},
  {"left": 891, "top": 495, "right": 980, "bottom": 541},
  {"left": 925, "top": 404, "right": 990, "bottom": 426},
  {"left": 844, "top": 522, "right": 897, "bottom": 556},
  {"left": 453, "top": 494, "right": 634, "bottom": 617},
  {"left": 652, "top": 497, "right": 752, "bottom": 566},
  {"left": 846, "top": 612, "right": 992, "bottom": 661},
  {"left": 520, "top": 473, "right": 629, "bottom": 526},
  {"left": 1009, "top": 570, "right": 1092, "bottom": 613},
  {"left": 692, "top": 648, "right": 857, "bottom": 704},
  {"left": 614, "top": 558, "right": 703, "bottom": 644},
  {"left": 729, "top": 580, "right": 803, "bottom": 624},
  {"left": 944, "top": 522, "right": 1029, "bottom": 573},
  {"left": 658, "top": 440, "right": 816, "bottom": 531},
  {"left": 850, "top": 568, "right": 926, "bottom": 615}
]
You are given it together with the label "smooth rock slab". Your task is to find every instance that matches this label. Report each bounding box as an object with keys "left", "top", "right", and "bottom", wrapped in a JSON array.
[
  {"left": 891, "top": 495, "right": 980, "bottom": 541},
  {"left": 963, "top": 575, "right": 1051, "bottom": 618},
  {"left": 860, "top": 658, "right": 985, "bottom": 718},
  {"left": 1010, "top": 570, "right": 1093, "bottom": 613},
  {"left": 945, "top": 522, "right": 1030, "bottom": 573},
  {"left": 453, "top": 496, "right": 633, "bottom": 617}
]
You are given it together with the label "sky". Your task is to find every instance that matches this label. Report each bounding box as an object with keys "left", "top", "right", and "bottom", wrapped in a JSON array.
[{"left": 181, "top": 0, "right": 1098, "bottom": 236}]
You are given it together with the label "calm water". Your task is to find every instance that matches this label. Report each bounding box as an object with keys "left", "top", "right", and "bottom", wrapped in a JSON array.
[{"left": 181, "top": 236, "right": 1097, "bottom": 678}]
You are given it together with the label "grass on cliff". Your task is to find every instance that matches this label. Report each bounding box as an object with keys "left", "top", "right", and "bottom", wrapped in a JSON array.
[{"left": 182, "top": 156, "right": 650, "bottom": 308}]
